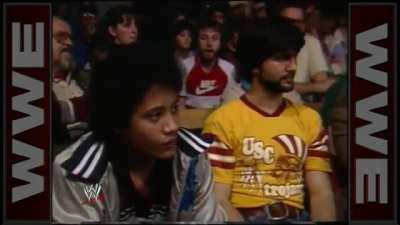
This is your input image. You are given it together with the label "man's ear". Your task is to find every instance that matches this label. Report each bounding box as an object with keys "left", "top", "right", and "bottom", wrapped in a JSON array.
[
  {"left": 108, "top": 25, "right": 116, "bottom": 37},
  {"left": 249, "top": 67, "right": 260, "bottom": 82},
  {"left": 251, "top": 68, "right": 260, "bottom": 76}
]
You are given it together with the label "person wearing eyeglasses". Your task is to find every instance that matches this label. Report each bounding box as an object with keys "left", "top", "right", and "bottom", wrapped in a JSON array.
[{"left": 52, "top": 17, "right": 88, "bottom": 153}]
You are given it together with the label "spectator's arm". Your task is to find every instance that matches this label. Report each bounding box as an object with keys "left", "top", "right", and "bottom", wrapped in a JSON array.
[
  {"left": 57, "top": 96, "right": 88, "bottom": 124},
  {"left": 213, "top": 182, "right": 244, "bottom": 222},
  {"left": 311, "top": 71, "right": 329, "bottom": 82},
  {"left": 295, "top": 35, "right": 335, "bottom": 95},
  {"left": 294, "top": 76, "right": 336, "bottom": 94},
  {"left": 305, "top": 170, "right": 336, "bottom": 221},
  {"left": 307, "top": 36, "right": 329, "bottom": 77},
  {"left": 294, "top": 82, "right": 318, "bottom": 94}
]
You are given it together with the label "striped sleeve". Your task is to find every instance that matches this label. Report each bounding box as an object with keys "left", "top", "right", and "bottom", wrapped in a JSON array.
[
  {"left": 308, "top": 129, "right": 330, "bottom": 158},
  {"left": 177, "top": 128, "right": 211, "bottom": 157},
  {"left": 203, "top": 111, "right": 236, "bottom": 185},
  {"left": 304, "top": 111, "right": 332, "bottom": 173},
  {"left": 207, "top": 140, "right": 236, "bottom": 169},
  {"left": 205, "top": 139, "right": 236, "bottom": 185}
]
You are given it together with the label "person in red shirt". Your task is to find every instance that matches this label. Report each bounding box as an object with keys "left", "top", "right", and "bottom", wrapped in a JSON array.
[{"left": 179, "top": 20, "right": 243, "bottom": 109}]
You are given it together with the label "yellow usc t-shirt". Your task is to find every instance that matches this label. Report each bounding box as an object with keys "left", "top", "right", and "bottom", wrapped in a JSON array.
[{"left": 203, "top": 96, "right": 332, "bottom": 209}]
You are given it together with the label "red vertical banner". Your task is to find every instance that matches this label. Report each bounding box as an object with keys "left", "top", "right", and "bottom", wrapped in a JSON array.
[
  {"left": 4, "top": 4, "right": 51, "bottom": 221},
  {"left": 350, "top": 3, "right": 396, "bottom": 221}
]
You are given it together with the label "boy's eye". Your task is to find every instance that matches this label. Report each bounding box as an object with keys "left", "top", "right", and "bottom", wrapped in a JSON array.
[
  {"left": 149, "top": 114, "right": 160, "bottom": 122},
  {"left": 145, "top": 111, "right": 162, "bottom": 123}
]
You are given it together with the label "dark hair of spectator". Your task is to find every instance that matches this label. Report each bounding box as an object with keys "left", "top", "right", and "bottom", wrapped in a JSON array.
[
  {"left": 88, "top": 46, "right": 182, "bottom": 144},
  {"left": 237, "top": 19, "right": 305, "bottom": 82},
  {"left": 103, "top": 4, "right": 134, "bottom": 27},
  {"left": 273, "top": 0, "right": 306, "bottom": 18},
  {"left": 170, "top": 19, "right": 196, "bottom": 44},
  {"left": 93, "top": 5, "right": 136, "bottom": 47},
  {"left": 317, "top": 0, "right": 347, "bottom": 20},
  {"left": 197, "top": 19, "right": 224, "bottom": 35},
  {"left": 223, "top": 21, "right": 240, "bottom": 43},
  {"left": 78, "top": 2, "right": 98, "bottom": 17},
  {"left": 207, "top": 2, "right": 229, "bottom": 16},
  {"left": 167, "top": 6, "right": 189, "bottom": 23}
]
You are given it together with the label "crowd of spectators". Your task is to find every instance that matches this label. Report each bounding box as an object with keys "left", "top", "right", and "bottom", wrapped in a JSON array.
[{"left": 52, "top": 0, "right": 348, "bottom": 222}]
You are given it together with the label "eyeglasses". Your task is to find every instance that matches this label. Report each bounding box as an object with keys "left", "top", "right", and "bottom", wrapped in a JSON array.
[{"left": 53, "top": 31, "right": 72, "bottom": 44}]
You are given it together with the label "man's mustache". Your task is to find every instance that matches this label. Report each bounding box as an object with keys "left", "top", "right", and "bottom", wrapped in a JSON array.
[
  {"left": 61, "top": 47, "right": 72, "bottom": 54},
  {"left": 280, "top": 72, "right": 295, "bottom": 80}
]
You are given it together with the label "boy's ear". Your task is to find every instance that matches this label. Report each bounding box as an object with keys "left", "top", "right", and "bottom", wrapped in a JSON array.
[
  {"left": 108, "top": 25, "right": 116, "bottom": 37},
  {"left": 252, "top": 67, "right": 260, "bottom": 76}
]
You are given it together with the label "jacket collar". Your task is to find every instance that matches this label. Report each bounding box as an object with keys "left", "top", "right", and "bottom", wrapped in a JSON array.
[
  {"left": 177, "top": 128, "right": 213, "bottom": 157},
  {"left": 61, "top": 133, "right": 108, "bottom": 184},
  {"left": 61, "top": 128, "right": 214, "bottom": 184}
]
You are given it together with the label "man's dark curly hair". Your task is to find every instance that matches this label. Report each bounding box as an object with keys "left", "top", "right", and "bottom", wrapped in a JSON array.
[{"left": 237, "top": 18, "right": 305, "bottom": 82}]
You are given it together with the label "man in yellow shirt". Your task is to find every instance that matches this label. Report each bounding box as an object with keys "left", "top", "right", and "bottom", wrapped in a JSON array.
[{"left": 203, "top": 19, "right": 336, "bottom": 222}]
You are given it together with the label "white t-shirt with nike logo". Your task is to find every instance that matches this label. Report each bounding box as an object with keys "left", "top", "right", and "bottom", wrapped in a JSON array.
[{"left": 179, "top": 56, "right": 244, "bottom": 109}]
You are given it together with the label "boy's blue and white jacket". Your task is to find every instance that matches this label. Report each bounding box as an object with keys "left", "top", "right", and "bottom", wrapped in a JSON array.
[{"left": 52, "top": 128, "right": 227, "bottom": 223}]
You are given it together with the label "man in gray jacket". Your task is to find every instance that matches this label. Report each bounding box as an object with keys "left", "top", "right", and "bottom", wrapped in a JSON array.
[{"left": 52, "top": 47, "right": 226, "bottom": 223}]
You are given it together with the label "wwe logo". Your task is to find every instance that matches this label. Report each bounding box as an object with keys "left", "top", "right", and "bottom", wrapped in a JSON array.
[{"left": 83, "top": 183, "right": 102, "bottom": 202}]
